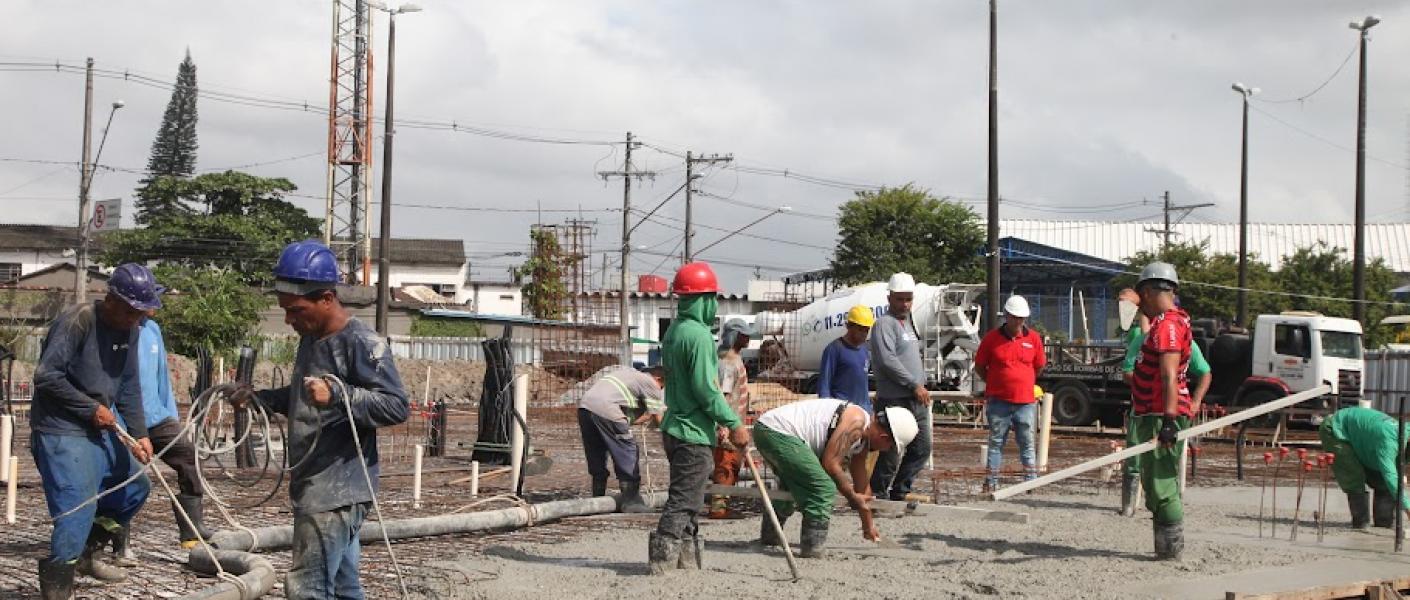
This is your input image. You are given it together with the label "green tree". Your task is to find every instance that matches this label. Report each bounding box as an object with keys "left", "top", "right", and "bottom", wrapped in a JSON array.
[
  {"left": 409, "top": 315, "right": 485, "bottom": 338},
  {"left": 150, "top": 266, "right": 268, "bottom": 357},
  {"left": 1275, "top": 243, "right": 1399, "bottom": 347},
  {"left": 831, "top": 184, "right": 984, "bottom": 285},
  {"left": 519, "top": 228, "right": 566, "bottom": 320},
  {"left": 1117, "top": 240, "right": 1277, "bottom": 324},
  {"left": 136, "top": 51, "right": 200, "bottom": 224}
]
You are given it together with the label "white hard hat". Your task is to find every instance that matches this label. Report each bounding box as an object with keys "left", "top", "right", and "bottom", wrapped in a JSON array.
[
  {"left": 1003, "top": 295, "right": 1031, "bottom": 318},
  {"left": 882, "top": 406, "right": 919, "bottom": 455},
  {"left": 887, "top": 272, "right": 916, "bottom": 293}
]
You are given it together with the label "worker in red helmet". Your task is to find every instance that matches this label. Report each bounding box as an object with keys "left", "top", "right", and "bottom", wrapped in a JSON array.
[{"left": 649, "top": 262, "right": 751, "bottom": 574}]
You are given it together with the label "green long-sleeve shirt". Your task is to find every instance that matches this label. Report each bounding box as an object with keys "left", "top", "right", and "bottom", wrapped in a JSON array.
[
  {"left": 660, "top": 294, "right": 742, "bottom": 446},
  {"left": 1328, "top": 407, "right": 1410, "bottom": 509},
  {"left": 1122, "top": 327, "right": 1209, "bottom": 378}
]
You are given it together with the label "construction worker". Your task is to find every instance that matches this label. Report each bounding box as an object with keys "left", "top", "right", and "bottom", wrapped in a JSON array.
[
  {"left": 576, "top": 365, "right": 664, "bottom": 512},
  {"left": 1318, "top": 406, "right": 1410, "bottom": 529},
  {"left": 32, "top": 263, "right": 159, "bottom": 598},
  {"left": 1119, "top": 288, "right": 1212, "bottom": 517},
  {"left": 754, "top": 400, "right": 918, "bottom": 557},
  {"left": 869, "top": 272, "right": 932, "bottom": 501},
  {"left": 649, "top": 261, "right": 750, "bottom": 574},
  {"left": 708, "top": 318, "right": 755, "bottom": 519},
  {"left": 232, "top": 240, "right": 409, "bottom": 599},
  {"left": 817, "top": 305, "right": 874, "bottom": 413},
  {"left": 974, "top": 295, "right": 1046, "bottom": 492},
  {"left": 1129, "top": 262, "right": 1193, "bottom": 560}
]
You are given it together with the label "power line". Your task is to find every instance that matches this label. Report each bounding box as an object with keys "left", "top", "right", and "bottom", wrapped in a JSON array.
[
  {"left": 629, "top": 208, "right": 833, "bottom": 251},
  {"left": 1249, "top": 105, "right": 1409, "bottom": 171},
  {"left": 1254, "top": 40, "right": 1359, "bottom": 105}
]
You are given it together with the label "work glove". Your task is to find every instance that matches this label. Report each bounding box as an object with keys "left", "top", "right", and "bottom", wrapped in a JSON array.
[{"left": 1157, "top": 416, "right": 1179, "bottom": 447}]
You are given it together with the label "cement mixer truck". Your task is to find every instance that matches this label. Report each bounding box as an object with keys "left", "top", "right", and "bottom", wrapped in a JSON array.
[{"left": 749, "top": 281, "right": 986, "bottom": 394}]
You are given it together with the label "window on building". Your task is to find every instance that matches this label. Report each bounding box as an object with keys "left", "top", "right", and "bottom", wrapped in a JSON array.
[{"left": 0, "top": 263, "right": 21, "bottom": 283}]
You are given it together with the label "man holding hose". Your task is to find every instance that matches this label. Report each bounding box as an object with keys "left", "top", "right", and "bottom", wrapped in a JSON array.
[{"left": 233, "top": 240, "right": 409, "bottom": 600}]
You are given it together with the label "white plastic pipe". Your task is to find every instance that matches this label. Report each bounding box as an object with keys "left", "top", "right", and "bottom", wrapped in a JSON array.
[
  {"left": 470, "top": 460, "right": 480, "bottom": 497},
  {"left": 0, "top": 414, "right": 12, "bottom": 483},
  {"left": 978, "top": 444, "right": 988, "bottom": 467},
  {"left": 1037, "top": 393, "right": 1053, "bottom": 472},
  {"left": 509, "top": 374, "right": 527, "bottom": 494},
  {"left": 6, "top": 456, "right": 17, "bottom": 524},
  {"left": 412, "top": 444, "right": 423, "bottom": 509},
  {"left": 992, "top": 385, "right": 1330, "bottom": 500},
  {"left": 926, "top": 403, "right": 935, "bottom": 470}
]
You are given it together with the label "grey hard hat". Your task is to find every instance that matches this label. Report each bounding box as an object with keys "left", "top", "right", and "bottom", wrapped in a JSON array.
[{"left": 1137, "top": 261, "right": 1179, "bottom": 289}]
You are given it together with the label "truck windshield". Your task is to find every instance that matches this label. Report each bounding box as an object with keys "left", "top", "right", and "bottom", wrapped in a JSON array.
[{"left": 1320, "top": 331, "right": 1363, "bottom": 359}]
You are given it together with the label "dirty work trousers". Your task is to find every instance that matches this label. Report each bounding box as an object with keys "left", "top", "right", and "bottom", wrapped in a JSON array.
[
  {"left": 1131, "top": 415, "right": 1188, "bottom": 524},
  {"left": 985, "top": 399, "right": 1037, "bottom": 487},
  {"left": 148, "top": 417, "right": 203, "bottom": 497},
  {"left": 656, "top": 433, "right": 713, "bottom": 542},
  {"left": 287, "top": 502, "right": 369, "bottom": 600},
  {"left": 577, "top": 409, "right": 641, "bottom": 484},
  {"left": 1318, "top": 419, "right": 1406, "bottom": 507},
  {"left": 870, "top": 397, "right": 932, "bottom": 500},
  {"left": 754, "top": 424, "right": 836, "bottom": 525},
  {"left": 1124, "top": 410, "right": 1141, "bottom": 477},
  {"left": 32, "top": 429, "right": 150, "bottom": 563}
]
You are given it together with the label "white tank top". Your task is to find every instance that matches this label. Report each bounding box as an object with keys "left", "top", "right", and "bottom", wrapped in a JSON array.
[{"left": 757, "top": 398, "right": 870, "bottom": 457}]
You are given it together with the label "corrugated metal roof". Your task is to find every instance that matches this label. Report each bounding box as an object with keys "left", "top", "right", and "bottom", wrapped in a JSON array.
[{"left": 999, "top": 220, "right": 1410, "bottom": 272}]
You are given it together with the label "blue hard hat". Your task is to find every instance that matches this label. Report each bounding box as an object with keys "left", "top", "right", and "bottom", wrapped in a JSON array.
[
  {"left": 108, "top": 263, "right": 165, "bottom": 311},
  {"left": 273, "top": 240, "right": 340, "bottom": 294}
]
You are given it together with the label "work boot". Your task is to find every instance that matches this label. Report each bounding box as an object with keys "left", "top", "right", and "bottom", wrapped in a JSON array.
[
  {"left": 591, "top": 477, "right": 608, "bottom": 498},
  {"left": 800, "top": 519, "right": 830, "bottom": 558},
  {"left": 109, "top": 527, "right": 138, "bottom": 568},
  {"left": 759, "top": 513, "right": 789, "bottom": 548},
  {"left": 174, "top": 494, "right": 214, "bottom": 547},
  {"left": 1153, "top": 521, "right": 1184, "bottom": 561},
  {"left": 38, "top": 558, "right": 76, "bottom": 600},
  {"left": 647, "top": 532, "right": 680, "bottom": 575},
  {"left": 1373, "top": 488, "right": 1397, "bottom": 528},
  {"left": 1348, "top": 491, "right": 1372, "bottom": 529},
  {"left": 1119, "top": 474, "right": 1139, "bottom": 517},
  {"left": 678, "top": 534, "right": 703, "bottom": 570},
  {"left": 618, "top": 482, "right": 653, "bottom": 513},
  {"left": 78, "top": 524, "right": 127, "bottom": 583}
]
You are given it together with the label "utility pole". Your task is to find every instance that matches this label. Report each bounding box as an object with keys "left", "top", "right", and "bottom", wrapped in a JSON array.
[
  {"left": 1233, "top": 83, "right": 1258, "bottom": 327},
  {"left": 683, "top": 151, "right": 733, "bottom": 263},
  {"left": 74, "top": 58, "right": 94, "bottom": 304},
  {"left": 1145, "top": 191, "right": 1214, "bottom": 254},
  {"left": 375, "top": 7, "right": 405, "bottom": 335},
  {"left": 598, "top": 132, "right": 656, "bottom": 365},
  {"left": 985, "top": 0, "right": 1001, "bottom": 331},
  {"left": 1350, "top": 15, "right": 1380, "bottom": 322}
]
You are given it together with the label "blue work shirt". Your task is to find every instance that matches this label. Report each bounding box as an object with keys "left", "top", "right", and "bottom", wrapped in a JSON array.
[
  {"left": 136, "top": 320, "right": 177, "bottom": 428},
  {"left": 817, "top": 337, "right": 871, "bottom": 413},
  {"left": 31, "top": 302, "right": 147, "bottom": 438}
]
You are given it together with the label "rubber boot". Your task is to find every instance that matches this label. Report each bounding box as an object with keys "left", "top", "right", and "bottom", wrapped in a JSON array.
[
  {"left": 174, "top": 494, "right": 214, "bottom": 547},
  {"left": 647, "top": 532, "right": 680, "bottom": 575},
  {"left": 678, "top": 534, "right": 702, "bottom": 570},
  {"left": 109, "top": 527, "right": 138, "bottom": 568},
  {"left": 1153, "top": 521, "right": 1184, "bottom": 561},
  {"left": 1120, "top": 474, "right": 1139, "bottom": 517},
  {"left": 78, "top": 524, "right": 127, "bottom": 583},
  {"left": 759, "top": 513, "right": 789, "bottom": 548},
  {"left": 591, "top": 477, "right": 608, "bottom": 498},
  {"left": 799, "top": 519, "right": 830, "bottom": 558},
  {"left": 1373, "top": 488, "right": 1397, "bottom": 528},
  {"left": 1348, "top": 491, "right": 1372, "bottom": 529},
  {"left": 38, "top": 558, "right": 76, "bottom": 600},
  {"left": 619, "top": 482, "right": 653, "bottom": 513}
]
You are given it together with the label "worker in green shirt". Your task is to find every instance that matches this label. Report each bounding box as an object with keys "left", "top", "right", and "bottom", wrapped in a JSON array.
[
  {"left": 1118, "top": 288, "right": 1212, "bottom": 517},
  {"left": 1319, "top": 406, "right": 1410, "bottom": 530}
]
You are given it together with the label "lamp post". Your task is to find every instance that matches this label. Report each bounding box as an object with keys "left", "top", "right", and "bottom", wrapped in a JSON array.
[
  {"left": 373, "top": 1, "right": 422, "bottom": 335},
  {"left": 75, "top": 99, "right": 124, "bottom": 303},
  {"left": 1348, "top": 15, "right": 1379, "bottom": 322},
  {"left": 1232, "top": 82, "right": 1257, "bottom": 327}
]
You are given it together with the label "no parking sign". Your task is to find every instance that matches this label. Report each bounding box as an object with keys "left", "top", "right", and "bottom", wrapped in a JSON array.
[{"left": 91, "top": 199, "right": 121, "bottom": 232}]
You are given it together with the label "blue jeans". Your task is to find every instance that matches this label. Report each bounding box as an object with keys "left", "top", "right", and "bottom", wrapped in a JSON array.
[
  {"left": 32, "top": 430, "right": 150, "bottom": 562},
  {"left": 578, "top": 409, "right": 640, "bottom": 483},
  {"left": 985, "top": 399, "right": 1037, "bottom": 487},
  {"left": 287, "top": 502, "right": 370, "bottom": 600}
]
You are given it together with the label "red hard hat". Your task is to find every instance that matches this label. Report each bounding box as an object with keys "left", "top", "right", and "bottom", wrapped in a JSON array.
[{"left": 672, "top": 262, "right": 720, "bottom": 295}]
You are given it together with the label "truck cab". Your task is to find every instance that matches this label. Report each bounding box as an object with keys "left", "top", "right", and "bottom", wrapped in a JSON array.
[{"left": 1239, "top": 312, "right": 1363, "bottom": 417}]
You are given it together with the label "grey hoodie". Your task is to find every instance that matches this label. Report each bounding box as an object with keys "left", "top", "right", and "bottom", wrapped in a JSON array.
[{"left": 869, "top": 312, "right": 926, "bottom": 400}]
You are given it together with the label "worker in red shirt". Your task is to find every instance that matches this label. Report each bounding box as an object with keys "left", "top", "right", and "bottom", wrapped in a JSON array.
[
  {"left": 974, "top": 295, "right": 1046, "bottom": 493},
  {"left": 1129, "top": 262, "right": 1193, "bottom": 561}
]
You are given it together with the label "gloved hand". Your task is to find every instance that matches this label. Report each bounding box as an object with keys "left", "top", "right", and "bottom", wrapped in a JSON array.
[{"left": 1157, "top": 416, "right": 1179, "bottom": 447}]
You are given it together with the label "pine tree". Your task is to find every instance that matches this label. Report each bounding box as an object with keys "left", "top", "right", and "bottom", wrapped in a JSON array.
[{"left": 135, "top": 50, "right": 199, "bottom": 224}]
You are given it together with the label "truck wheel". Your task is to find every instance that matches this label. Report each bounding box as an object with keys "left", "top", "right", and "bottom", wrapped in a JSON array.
[{"left": 1052, "top": 383, "right": 1095, "bottom": 427}]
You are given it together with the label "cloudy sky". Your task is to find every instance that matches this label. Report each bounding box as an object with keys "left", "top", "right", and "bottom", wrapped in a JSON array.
[{"left": 3, "top": 1, "right": 1408, "bottom": 291}]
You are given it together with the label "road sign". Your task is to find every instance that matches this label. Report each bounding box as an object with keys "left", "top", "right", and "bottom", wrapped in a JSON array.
[{"left": 91, "top": 199, "right": 121, "bottom": 232}]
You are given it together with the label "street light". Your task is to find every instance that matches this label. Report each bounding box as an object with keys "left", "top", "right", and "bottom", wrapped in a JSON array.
[
  {"left": 75, "top": 99, "right": 124, "bottom": 303},
  {"left": 1348, "top": 15, "right": 1379, "bottom": 322},
  {"left": 373, "top": 0, "right": 422, "bottom": 334},
  {"left": 693, "top": 206, "right": 792, "bottom": 256},
  {"left": 1231, "top": 83, "right": 1257, "bottom": 327}
]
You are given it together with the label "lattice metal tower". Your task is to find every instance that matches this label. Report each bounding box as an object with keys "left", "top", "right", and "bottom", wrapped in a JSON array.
[{"left": 324, "top": 0, "right": 375, "bottom": 283}]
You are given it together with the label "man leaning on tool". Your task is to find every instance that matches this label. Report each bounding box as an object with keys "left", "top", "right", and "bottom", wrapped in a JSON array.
[
  {"left": 232, "top": 240, "right": 409, "bottom": 599},
  {"left": 869, "top": 273, "right": 932, "bottom": 501},
  {"left": 1319, "top": 406, "right": 1410, "bottom": 531},
  {"left": 974, "top": 295, "right": 1046, "bottom": 493},
  {"left": 577, "top": 364, "right": 664, "bottom": 512},
  {"left": 32, "top": 263, "right": 158, "bottom": 599},
  {"left": 1130, "top": 262, "right": 1194, "bottom": 560},
  {"left": 649, "top": 261, "right": 750, "bottom": 574}
]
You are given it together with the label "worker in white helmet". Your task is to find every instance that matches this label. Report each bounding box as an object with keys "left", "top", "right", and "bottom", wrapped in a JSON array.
[
  {"left": 869, "top": 273, "right": 932, "bottom": 500},
  {"left": 754, "top": 400, "right": 919, "bottom": 557},
  {"left": 974, "top": 295, "right": 1046, "bottom": 492}
]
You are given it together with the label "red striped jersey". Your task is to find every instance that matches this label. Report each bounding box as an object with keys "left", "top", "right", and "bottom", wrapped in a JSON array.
[{"left": 1130, "top": 308, "right": 1192, "bottom": 417}]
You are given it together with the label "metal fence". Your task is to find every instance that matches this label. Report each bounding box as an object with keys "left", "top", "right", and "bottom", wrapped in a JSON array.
[{"left": 1364, "top": 350, "right": 1410, "bottom": 414}]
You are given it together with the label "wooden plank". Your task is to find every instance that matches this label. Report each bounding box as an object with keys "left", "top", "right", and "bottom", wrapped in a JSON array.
[
  {"left": 705, "top": 484, "right": 1030, "bottom": 524},
  {"left": 1226, "top": 577, "right": 1410, "bottom": 600}
]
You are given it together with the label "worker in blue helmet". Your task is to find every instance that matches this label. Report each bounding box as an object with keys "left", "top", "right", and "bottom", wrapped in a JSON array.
[
  {"left": 32, "top": 263, "right": 160, "bottom": 598},
  {"left": 232, "top": 240, "right": 409, "bottom": 600}
]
